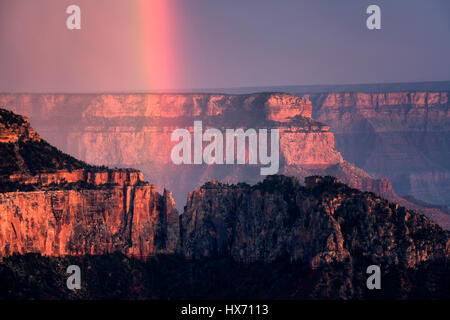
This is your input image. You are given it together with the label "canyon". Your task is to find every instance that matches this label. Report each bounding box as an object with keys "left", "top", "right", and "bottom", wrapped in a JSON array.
[
  {"left": 0, "top": 91, "right": 448, "bottom": 229},
  {"left": 304, "top": 91, "right": 449, "bottom": 208},
  {"left": 0, "top": 93, "right": 345, "bottom": 204},
  {"left": 0, "top": 108, "right": 449, "bottom": 299}
]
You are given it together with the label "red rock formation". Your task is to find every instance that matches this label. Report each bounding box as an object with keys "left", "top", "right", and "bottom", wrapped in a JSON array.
[
  {"left": 0, "top": 109, "right": 449, "bottom": 272},
  {"left": 0, "top": 93, "right": 327, "bottom": 165},
  {"left": 265, "top": 94, "right": 312, "bottom": 121},
  {"left": 0, "top": 109, "right": 179, "bottom": 258},
  {"left": 0, "top": 184, "right": 178, "bottom": 257},
  {"left": 8, "top": 168, "right": 144, "bottom": 188},
  {"left": 1, "top": 93, "right": 448, "bottom": 229},
  {"left": 0, "top": 93, "right": 342, "bottom": 203}
]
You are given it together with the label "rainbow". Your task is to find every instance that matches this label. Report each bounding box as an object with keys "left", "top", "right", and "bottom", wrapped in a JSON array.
[{"left": 134, "top": 0, "right": 178, "bottom": 91}]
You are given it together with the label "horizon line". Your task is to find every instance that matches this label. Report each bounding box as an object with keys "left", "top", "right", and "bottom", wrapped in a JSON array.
[{"left": 1, "top": 79, "right": 450, "bottom": 95}]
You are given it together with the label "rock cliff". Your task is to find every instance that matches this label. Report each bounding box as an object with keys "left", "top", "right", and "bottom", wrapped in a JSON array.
[
  {"left": 0, "top": 110, "right": 449, "bottom": 300},
  {"left": 0, "top": 175, "right": 449, "bottom": 300},
  {"left": 0, "top": 93, "right": 388, "bottom": 200},
  {"left": 181, "top": 175, "right": 449, "bottom": 269},
  {"left": 1, "top": 108, "right": 448, "bottom": 264},
  {"left": 1, "top": 93, "right": 448, "bottom": 229},
  {"left": 0, "top": 109, "right": 179, "bottom": 257},
  {"left": 308, "top": 91, "right": 449, "bottom": 207}
]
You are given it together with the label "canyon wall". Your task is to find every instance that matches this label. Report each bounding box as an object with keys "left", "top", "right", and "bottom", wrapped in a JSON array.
[
  {"left": 181, "top": 175, "right": 449, "bottom": 269},
  {"left": 0, "top": 92, "right": 449, "bottom": 299},
  {"left": 0, "top": 185, "right": 179, "bottom": 258},
  {"left": 1, "top": 92, "right": 448, "bottom": 228},
  {"left": 307, "top": 91, "right": 449, "bottom": 206},
  {"left": 0, "top": 93, "right": 344, "bottom": 205},
  {"left": 0, "top": 109, "right": 448, "bottom": 273},
  {"left": 0, "top": 109, "right": 179, "bottom": 258}
]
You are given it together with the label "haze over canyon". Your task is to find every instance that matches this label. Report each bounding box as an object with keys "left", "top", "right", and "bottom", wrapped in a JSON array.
[{"left": 1, "top": 82, "right": 448, "bottom": 229}]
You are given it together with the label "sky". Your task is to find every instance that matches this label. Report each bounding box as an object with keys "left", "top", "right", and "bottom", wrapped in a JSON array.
[{"left": 0, "top": 0, "right": 449, "bottom": 92}]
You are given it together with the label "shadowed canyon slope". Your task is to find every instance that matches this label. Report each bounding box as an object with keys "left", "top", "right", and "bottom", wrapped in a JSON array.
[
  {"left": 306, "top": 91, "right": 449, "bottom": 207},
  {"left": 182, "top": 175, "right": 449, "bottom": 269},
  {"left": 1, "top": 92, "right": 448, "bottom": 229}
]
